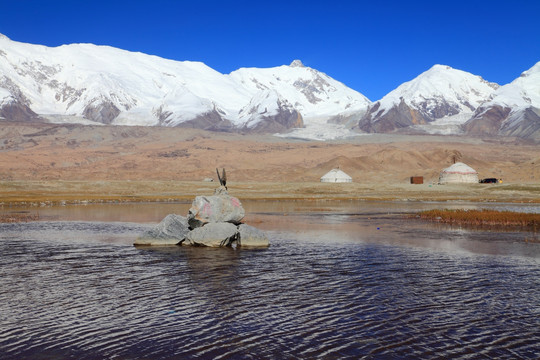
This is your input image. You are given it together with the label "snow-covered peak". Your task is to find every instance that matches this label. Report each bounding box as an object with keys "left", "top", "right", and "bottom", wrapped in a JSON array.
[
  {"left": 483, "top": 61, "right": 540, "bottom": 109},
  {"left": 2, "top": 34, "right": 538, "bottom": 140},
  {"left": 229, "top": 62, "right": 370, "bottom": 119},
  {"left": 0, "top": 36, "right": 370, "bottom": 132},
  {"left": 0, "top": 36, "right": 252, "bottom": 124},
  {"left": 358, "top": 65, "right": 501, "bottom": 134},
  {"left": 429, "top": 64, "right": 452, "bottom": 71},
  {"left": 520, "top": 61, "right": 540, "bottom": 78},
  {"left": 377, "top": 64, "right": 499, "bottom": 115}
]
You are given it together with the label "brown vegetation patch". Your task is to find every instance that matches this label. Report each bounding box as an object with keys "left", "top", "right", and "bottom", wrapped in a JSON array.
[
  {"left": 416, "top": 209, "right": 540, "bottom": 231},
  {"left": 156, "top": 149, "right": 190, "bottom": 158},
  {"left": 0, "top": 211, "right": 40, "bottom": 223}
]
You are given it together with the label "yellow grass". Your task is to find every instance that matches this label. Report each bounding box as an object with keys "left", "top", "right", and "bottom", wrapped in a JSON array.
[{"left": 1, "top": 180, "right": 540, "bottom": 206}]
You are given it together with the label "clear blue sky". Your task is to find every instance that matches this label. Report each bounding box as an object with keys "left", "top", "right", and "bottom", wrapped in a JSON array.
[{"left": 1, "top": 0, "right": 538, "bottom": 101}]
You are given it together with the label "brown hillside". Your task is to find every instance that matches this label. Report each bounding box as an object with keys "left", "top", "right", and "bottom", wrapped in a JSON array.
[{"left": 0, "top": 122, "right": 539, "bottom": 184}]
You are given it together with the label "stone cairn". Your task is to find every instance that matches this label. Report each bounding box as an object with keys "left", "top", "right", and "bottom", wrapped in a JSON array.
[{"left": 134, "top": 169, "right": 268, "bottom": 248}]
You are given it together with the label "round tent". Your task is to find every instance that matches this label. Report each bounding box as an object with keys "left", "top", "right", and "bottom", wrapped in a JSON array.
[
  {"left": 320, "top": 169, "right": 352, "bottom": 183},
  {"left": 438, "top": 162, "right": 478, "bottom": 184}
]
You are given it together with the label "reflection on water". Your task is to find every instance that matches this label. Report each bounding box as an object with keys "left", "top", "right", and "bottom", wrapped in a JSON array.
[{"left": 0, "top": 201, "right": 539, "bottom": 359}]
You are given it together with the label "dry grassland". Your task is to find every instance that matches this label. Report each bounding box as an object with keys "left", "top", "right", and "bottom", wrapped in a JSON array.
[
  {"left": 1, "top": 180, "right": 539, "bottom": 206},
  {"left": 0, "top": 122, "right": 539, "bottom": 206}
]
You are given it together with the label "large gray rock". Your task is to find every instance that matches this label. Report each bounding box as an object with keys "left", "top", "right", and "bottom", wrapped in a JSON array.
[
  {"left": 183, "top": 222, "right": 239, "bottom": 247},
  {"left": 134, "top": 214, "right": 189, "bottom": 246},
  {"left": 238, "top": 224, "right": 269, "bottom": 248},
  {"left": 187, "top": 193, "right": 245, "bottom": 229}
]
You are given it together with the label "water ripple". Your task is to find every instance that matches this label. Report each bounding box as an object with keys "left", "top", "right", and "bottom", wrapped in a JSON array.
[{"left": 1, "top": 219, "right": 539, "bottom": 359}]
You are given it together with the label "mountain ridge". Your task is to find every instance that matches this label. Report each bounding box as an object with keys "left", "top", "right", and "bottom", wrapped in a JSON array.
[
  {"left": 1, "top": 34, "right": 538, "bottom": 140},
  {"left": 463, "top": 62, "right": 540, "bottom": 139},
  {"left": 358, "top": 64, "right": 500, "bottom": 133},
  {"left": 0, "top": 34, "right": 368, "bottom": 135}
]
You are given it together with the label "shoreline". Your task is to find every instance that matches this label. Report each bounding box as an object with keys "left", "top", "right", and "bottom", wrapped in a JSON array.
[{"left": 1, "top": 180, "right": 539, "bottom": 207}]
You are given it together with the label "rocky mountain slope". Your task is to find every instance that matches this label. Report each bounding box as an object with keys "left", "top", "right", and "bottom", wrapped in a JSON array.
[
  {"left": 230, "top": 59, "right": 370, "bottom": 119},
  {"left": 357, "top": 62, "right": 540, "bottom": 141},
  {"left": 0, "top": 33, "right": 368, "bottom": 133},
  {"left": 358, "top": 65, "right": 500, "bottom": 133},
  {"left": 463, "top": 62, "right": 540, "bottom": 139}
]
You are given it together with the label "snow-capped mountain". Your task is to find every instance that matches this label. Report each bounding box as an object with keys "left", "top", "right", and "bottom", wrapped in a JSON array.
[
  {"left": 358, "top": 65, "right": 499, "bottom": 133},
  {"left": 1, "top": 34, "right": 538, "bottom": 140},
  {"left": 230, "top": 59, "right": 370, "bottom": 119},
  {"left": 229, "top": 59, "right": 371, "bottom": 139},
  {"left": 0, "top": 34, "right": 369, "bottom": 134},
  {"left": 463, "top": 61, "right": 540, "bottom": 139}
]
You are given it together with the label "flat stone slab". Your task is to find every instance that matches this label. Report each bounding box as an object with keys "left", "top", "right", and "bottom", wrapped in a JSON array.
[
  {"left": 238, "top": 224, "right": 269, "bottom": 247},
  {"left": 184, "top": 222, "right": 239, "bottom": 247},
  {"left": 134, "top": 214, "right": 189, "bottom": 246}
]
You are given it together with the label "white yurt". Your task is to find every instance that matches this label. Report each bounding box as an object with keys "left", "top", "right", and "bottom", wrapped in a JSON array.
[
  {"left": 320, "top": 169, "right": 353, "bottom": 183},
  {"left": 438, "top": 162, "right": 478, "bottom": 184}
]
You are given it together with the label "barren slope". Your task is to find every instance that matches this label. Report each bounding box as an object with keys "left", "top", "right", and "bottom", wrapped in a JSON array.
[{"left": 0, "top": 122, "right": 539, "bottom": 185}]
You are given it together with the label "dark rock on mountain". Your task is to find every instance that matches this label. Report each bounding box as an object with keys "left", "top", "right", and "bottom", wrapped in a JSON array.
[
  {"left": 243, "top": 109, "right": 304, "bottom": 133},
  {"left": 462, "top": 105, "right": 512, "bottom": 136},
  {"left": 0, "top": 101, "right": 43, "bottom": 122},
  {"left": 83, "top": 101, "right": 121, "bottom": 124},
  {"left": 500, "top": 107, "right": 540, "bottom": 139},
  {"left": 173, "top": 110, "right": 235, "bottom": 132},
  {"left": 358, "top": 100, "right": 427, "bottom": 133}
]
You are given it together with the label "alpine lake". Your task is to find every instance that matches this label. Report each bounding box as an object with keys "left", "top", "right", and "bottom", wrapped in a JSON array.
[{"left": 1, "top": 200, "right": 539, "bottom": 359}]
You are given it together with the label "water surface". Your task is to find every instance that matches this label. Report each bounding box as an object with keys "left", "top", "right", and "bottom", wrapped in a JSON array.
[{"left": 1, "top": 201, "right": 539, "bottom": 359}]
